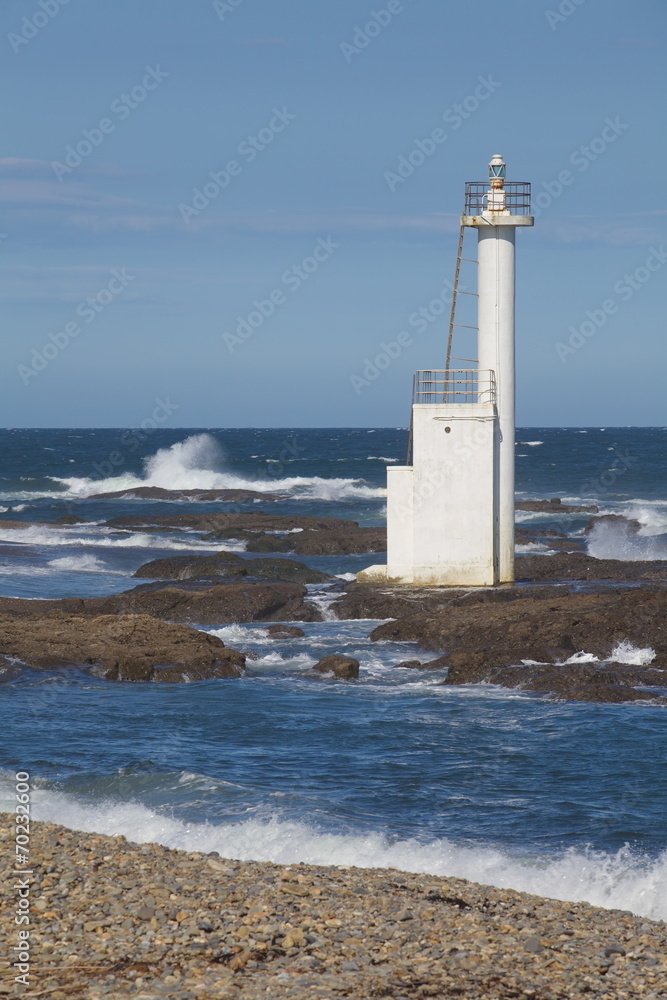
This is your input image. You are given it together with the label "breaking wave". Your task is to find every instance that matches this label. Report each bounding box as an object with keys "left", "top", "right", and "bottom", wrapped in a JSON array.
[
  {"left": 0, "top": 524, "right": 234, "bottom": 552},
  {"left": 587, "top": 514, "right": 667, "bottom": 561},
  {"left": 53, "top": 434, "right": 385, "bottom": 502},
  {"left": 9, "top": 781, "right": 667, "bottom": 922}
]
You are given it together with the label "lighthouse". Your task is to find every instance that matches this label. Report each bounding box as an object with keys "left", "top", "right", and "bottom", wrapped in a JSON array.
[{"left": 360, "top": 156, "right": 533, "bottom": 586}]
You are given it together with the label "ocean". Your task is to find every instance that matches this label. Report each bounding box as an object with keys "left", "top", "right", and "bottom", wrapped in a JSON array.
[{"left": 1, "top": 427, "right": 666, "bottom": 921}]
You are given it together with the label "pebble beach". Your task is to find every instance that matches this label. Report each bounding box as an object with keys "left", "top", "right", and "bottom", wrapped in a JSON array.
[{"left": 2, "top": 816, "right": 666, "bottom": 1000}]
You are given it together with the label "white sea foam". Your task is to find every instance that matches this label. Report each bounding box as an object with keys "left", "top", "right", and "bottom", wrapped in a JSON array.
[
  {"left": 562, "top": 651, "right": 600, "bottom": 665},
  {"left": 53, "top": 434, "right": 385, "bottom": 502},
  {"left": 559, "top": 644, "right": 657, "bottom": 668},
  {"left": 518, "top": 441, "right": 544, "bottom": 446},
  {"left": 515, "top": 542, "right": 553, "bottom": 554},
  {"left": 13, "top": 785, "right": 667, "bottom": 921},
  {"left": 47, "top": 555, "right": 119, "bottom": 574},
  {"left": 0, "top": 564, "right": 50, "bottom": 577},
  {"left": 250, "top": 652, "right": 316, "bottom": 673},
  {"left": 586, "top": 516, "right": 667, "bottom": 561},
  {"left": 610, "top": 640, "right": 656, "bottom": 666},
  {"left": 0, "top": 555, "right": 122, "bottom": 577},
  {"left": 0, "top": 524, "right": 229, "bottom": 553}
]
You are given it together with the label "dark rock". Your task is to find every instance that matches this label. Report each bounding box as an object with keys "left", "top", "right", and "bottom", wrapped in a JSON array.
[
  {"left": 104, "top": 512, "right": 359, "bottom": 533},
  {"left": 244, "top": 534, "right": 292, "bottom": 553},
  {"left": 54, "top": 515, "right": 88, "bottom": 525},
  {"left": 584, "top": 514, "right": 642, "bottom": 536},
  {"left": 292, "top": 527, "right": 386, "bottom": 556},
  {"left": 421, "top": 655, "right": 450, "bottom": 670},
  {"left": 0, "top": 581, "right": 323, "bottom": 626},
  {"left": 88, "top": 487, "right": 284, "bottom": 502},
  {"left": 133, "top": 552, "right": 330, "bottom": 585},
  {"left": 199, "top": 528, "right": 293, "bottom": 551},
  {"left": 333, "top": 583, "right": 487, "bottom": 621},
  {"left": 312, "top": 655, "right": 360, "bottom": 680},
  {"left": 102, "top": 512, "right": 388, "bottom": 556},
  {"left": 367, "top": 585, "right": 667, "bottom": 703},
  {"left": 0, "top": 613, "right": 245, "bottom": 682},
  {"left": 516, "top": 528, "right": 567, "bottom": 540},
  {"left": 516, "top": 551, "right": 667, "bottom": 582},
  {"left": 393, "top": 660, "right": 423, "bottom": 670},
  {"left": 264, "top": 624, "right": 305, "bottom": 638},
  {"left": 516, "top": 498, "right": 599, "bottom": 514}
]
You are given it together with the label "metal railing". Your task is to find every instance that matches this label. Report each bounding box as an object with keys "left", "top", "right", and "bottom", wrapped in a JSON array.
[
  {"left": 464, "top": 181, "right": 531, "bottom": 216},
  {"left": 413, "top": 369, "right": 496, "bottom": 405}
]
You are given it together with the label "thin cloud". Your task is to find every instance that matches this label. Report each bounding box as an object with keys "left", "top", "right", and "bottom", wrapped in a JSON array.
[{"left": 0, "top": 177, "right": 143, "bottom": 209}]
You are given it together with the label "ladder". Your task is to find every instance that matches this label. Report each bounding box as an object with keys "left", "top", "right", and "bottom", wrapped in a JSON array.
[
  {"left": 445, "top": 223, "right": 479, "bottom": 380},
  {"left": 406, "top": 222, "right": 478, "bottom": 463}
]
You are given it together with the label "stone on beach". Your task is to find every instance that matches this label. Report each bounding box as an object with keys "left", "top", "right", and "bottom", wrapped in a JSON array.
[{"left": 2, "top": 817, "right": 665, "bottom": 1000}]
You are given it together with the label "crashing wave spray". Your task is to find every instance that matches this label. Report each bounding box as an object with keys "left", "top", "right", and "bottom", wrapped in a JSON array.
[{"left": 56, "top": 434, "right": 384, "bottom": 501}]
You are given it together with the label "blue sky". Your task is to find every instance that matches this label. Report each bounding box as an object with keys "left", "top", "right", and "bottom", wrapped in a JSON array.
[{"left": 1, "top": 0, "right": 665, "bottom": 427}]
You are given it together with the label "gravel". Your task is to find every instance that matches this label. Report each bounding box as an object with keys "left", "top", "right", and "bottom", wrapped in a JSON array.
[{"left": 2, "top": 815, "right": 666, "bottom": 999}]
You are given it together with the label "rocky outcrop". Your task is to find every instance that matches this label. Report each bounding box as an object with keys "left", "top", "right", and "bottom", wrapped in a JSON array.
[
  {"left": 312, "top": 654, "right": 360, "bottom": 680},
  {"left": 133, "top": 552, "right": 330, "bottom": 585},
  {"left": 0, "top": 613, "right": 245, "bottom": 682},
  {"left": 104, "top": 512, "right": 358, "bottom": 533},
  {"left": 0, "top": 581, "right": 322, "bottom": 626},
  {"left": 516, "top": 498, "right": 599, "bottom": 514},
  {"left": 102, "top": 512, "right": 387, "bottom": 556},
  {"left": 369, "top": 586, "right": 667, "bottom": 703},
  {"left": 584, "top": 513, "right": 643, "bottom": 535},
  {"left": 89, "top": 487, "right": 284, "bottom": 502},
  {"left": 515, "top": 551, "right": 667, "bottom": 582},
  {"left": 291, "top": 527, "right": 386, "bottom": 556},
  {"left": 264, "top": 624, "right": 305, "bottom": 638}
]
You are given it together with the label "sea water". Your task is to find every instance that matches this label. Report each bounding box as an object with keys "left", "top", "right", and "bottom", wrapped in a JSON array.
[{"left": 1, "top": 427, "right": 666, "bottom": 920}]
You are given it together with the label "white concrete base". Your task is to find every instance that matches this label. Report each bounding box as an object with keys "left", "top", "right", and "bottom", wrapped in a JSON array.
[
  {"left": 362, "top": 401, "right": 500, "bottom": 588},
  {"left": 356, "top": 564, "right": 388, "bottom": 584}
]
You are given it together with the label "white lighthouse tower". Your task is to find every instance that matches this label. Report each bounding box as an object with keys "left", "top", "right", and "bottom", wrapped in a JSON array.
[{"left": 360, "top": 156, "right": 533, "bottom": 586}]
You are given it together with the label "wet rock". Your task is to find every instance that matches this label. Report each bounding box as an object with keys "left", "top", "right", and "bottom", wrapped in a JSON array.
[
  {"left": 0, "top": 613, "right": 245, "bottom": 682},
  {"left": 516, "top": 551, "right": 667, "bottom": 582},
  {"left": 393, "top": 660, "right": 423, "bottom": 670},
  {"left": 369, "top": 586, "right": 667, "bottom": 703},
  {"left": 312, "top": 655, "right": 360, "bottom": 680},
  {"left": 54, "top": 515, "right": 88, "bottom": 525},
  {"left": 584, "top": 514, "right": 642, "bottom": 535},
  {"left": 88, "top": 487, "right": 284, "bottom": 502},
  {"left": 0, "top": 581, "right": 322, "bottom": 626},
  {"left": 245, "top": 534, "right": 292, "bottom": 553},
  {"left": 264, "top": 624, "right": 305, "bottom": 638},
  {"left": 291, "top": 527, "right": 386, "bottom": 556},
  {"left": 133, "top": 551, "right": 330, "bottom": 585},
  {"left": 516, "top": 498, "right": 599, "bottom": 513},
  {"left": 104, "top": 512, "right": 359, "bottom": 533},
  {"left": 103, "top": 512, "right": 387, "bottom": 556}
]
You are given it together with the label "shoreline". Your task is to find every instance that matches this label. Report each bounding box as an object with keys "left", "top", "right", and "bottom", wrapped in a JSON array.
[{"left": 2, "top": 817, "right": 666, "bottom": 999}]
